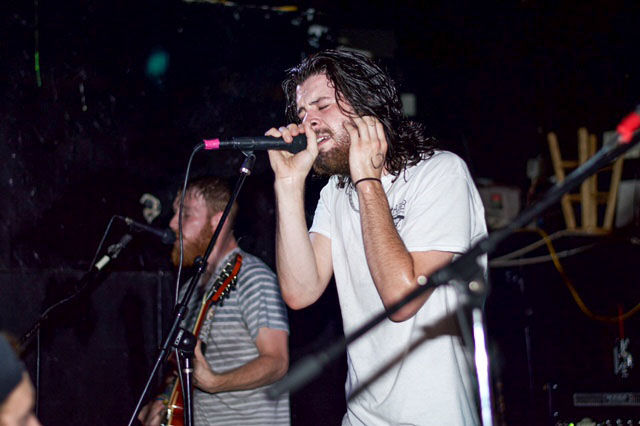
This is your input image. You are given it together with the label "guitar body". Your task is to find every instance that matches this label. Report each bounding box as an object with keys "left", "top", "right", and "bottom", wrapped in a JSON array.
[
  {"left": 165, "top": 385, "right": 185, "bottom": 426},
  {"left": 162, "top": 254, "right": 243, "bottom": 426}
]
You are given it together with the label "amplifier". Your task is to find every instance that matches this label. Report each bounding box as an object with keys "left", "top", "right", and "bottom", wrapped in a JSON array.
[
  {"left": 478, "top": 185, "right": 521, "bottom": 230},
  {"left": 574, "top": 392, "right": 640, "bottom": 407},
  {"left": 551, "top": 392, "right": 640, "bottom": 425}
]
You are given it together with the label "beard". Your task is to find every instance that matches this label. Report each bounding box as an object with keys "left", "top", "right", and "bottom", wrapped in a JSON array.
[
  {"left": 170, "top": 226, "right": 212, "bottom": 268},
  {"left": 312, "top": 125, "right": 351, "bottom": 176}
]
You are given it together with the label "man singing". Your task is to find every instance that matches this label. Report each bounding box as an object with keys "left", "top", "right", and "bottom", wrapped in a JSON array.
[{"left": 266, "top": 50, "right": 487, "bottom": 425}]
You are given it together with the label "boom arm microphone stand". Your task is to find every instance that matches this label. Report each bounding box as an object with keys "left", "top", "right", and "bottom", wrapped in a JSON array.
[
  {"left": 19, "top": 233, "right": 134, "bottom": 352},
  {"left": 18, "top": 232, "right": 133, "bottom": 416},
  {"left": 268, "top": 107, "right": 640, "bottom": 426},
  {"left": 127, "top": 150, "right": 256, "bottom": 426}
]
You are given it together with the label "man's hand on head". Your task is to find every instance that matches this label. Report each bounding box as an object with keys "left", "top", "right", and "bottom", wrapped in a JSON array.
[{"left": 345, "top": 116, "right": 388, "bottom": 182}]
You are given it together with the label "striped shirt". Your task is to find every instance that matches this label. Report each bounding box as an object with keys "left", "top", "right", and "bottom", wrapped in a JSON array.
[{"left": 180, "top": 248, "right": 290, "bottom": 425}]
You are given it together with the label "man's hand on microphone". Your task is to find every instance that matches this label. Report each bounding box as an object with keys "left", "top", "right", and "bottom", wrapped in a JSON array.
[{"left": 265, "top": 123, "right": 318, "bottom": 185}]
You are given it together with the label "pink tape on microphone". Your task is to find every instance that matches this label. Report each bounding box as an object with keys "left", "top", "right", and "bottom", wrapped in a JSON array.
[{"left": 203, "top": 139, "right": 221, "bottom": 150}]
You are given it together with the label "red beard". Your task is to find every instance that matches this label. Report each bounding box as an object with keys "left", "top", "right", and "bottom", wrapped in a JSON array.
[{"left": 170, "top": 227, "right": 212, "bottom": 268}]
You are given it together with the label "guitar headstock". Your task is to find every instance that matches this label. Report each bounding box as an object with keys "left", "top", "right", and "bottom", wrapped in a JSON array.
[
  {"left": 189, "top": 254, "right": 243, "bottom": 355},
  {"left": 206, "top": 253, "right": 242, "bottom": 307}
]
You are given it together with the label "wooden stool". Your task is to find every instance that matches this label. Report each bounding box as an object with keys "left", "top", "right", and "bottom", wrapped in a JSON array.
[{"left": 547, "top": 128, "right": 624, "bottom": 233}]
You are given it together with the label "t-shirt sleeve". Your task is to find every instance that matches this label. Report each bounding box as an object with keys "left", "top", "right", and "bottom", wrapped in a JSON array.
[
  {"left": 238, "top": 260, "right": 289, "bottom": 340},
  {"left": 401, "top": 157, "right": 479, "bottom": 254},
  {"left": 309, "top": 180, "right": 333, "bottom": 238}
]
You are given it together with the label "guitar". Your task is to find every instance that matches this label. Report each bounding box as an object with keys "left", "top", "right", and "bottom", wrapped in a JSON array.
[{"left": 162, "top": 253, "right": 243, "bottom": 426}]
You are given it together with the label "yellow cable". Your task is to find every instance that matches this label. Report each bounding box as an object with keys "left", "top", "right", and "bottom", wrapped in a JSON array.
[{"left": 516, "top": 228, "right": 640, "bottom": 323}]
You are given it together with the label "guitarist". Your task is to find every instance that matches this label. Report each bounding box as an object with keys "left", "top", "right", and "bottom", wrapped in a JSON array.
[{"left": 139, "top": 176, "right": 290, "bottom": 426}]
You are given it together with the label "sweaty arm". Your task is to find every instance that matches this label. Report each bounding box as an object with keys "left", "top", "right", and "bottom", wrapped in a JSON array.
[
  {"left": 193, "top": 327, "right": 289, "bottom": 393},
  {"left": 267, "top": 123, "right": 334, "bottom": 310},
  {"left": 274, "top": 180, "right": 333, "bottom": 309},
  {"left": 356, "top": 179, "right": 453, "bottom": 322},
  {"left": 347, "top": 116, "right": 454, "bottom": 322}
]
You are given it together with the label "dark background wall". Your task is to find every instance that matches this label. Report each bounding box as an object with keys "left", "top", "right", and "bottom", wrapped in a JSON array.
[{"left": 1, "top": 0, "right": 640, "bottom": 424}]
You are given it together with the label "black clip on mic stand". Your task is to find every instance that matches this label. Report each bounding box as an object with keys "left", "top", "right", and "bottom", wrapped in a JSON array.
[
  {"left": 267, "top": 110, "right": 640, "bottom": 426},
  {"left": 128, "top": 151, "right": 256, "bottom": 426}
]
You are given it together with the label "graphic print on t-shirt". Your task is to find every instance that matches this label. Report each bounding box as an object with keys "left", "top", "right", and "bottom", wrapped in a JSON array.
[{"left": 391, "top": 199, "right": 406, "bottom": 227}]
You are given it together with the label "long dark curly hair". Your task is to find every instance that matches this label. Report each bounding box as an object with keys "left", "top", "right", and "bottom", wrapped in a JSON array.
[{"left": 283, "top": 49, "right": 437, "bottom": 187}]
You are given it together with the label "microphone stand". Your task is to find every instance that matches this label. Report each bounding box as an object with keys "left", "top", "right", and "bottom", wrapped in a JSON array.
[
  {"left": 127, "top": 151, "right": 256, "bottom": 426},
  {"left": 19, "top": 233, "right": 134, "bottom": 352},
  {"left": 268, "top": 117, "right": 640, "bottom": 425}
]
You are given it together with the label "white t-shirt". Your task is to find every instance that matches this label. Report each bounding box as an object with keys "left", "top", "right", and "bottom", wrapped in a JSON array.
[{"left": 309, "top": 151, "right": 487, "bottom": 426}]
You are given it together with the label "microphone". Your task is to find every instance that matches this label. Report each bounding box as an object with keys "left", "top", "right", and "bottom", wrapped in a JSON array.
[
  {"left": 117, "top": 216, "right": 176, "bottom": 245},
  {"left": 202, "top": 134, "right": 307, "bottom": 154}
]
